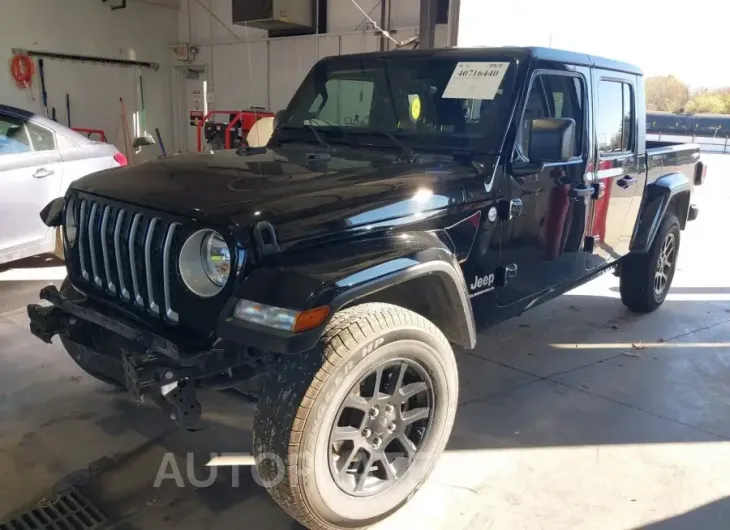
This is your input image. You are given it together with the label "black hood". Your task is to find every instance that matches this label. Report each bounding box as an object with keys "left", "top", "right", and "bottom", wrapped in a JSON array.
[{"left": 71, "top": 145, "right": 484, "bottom": 243}]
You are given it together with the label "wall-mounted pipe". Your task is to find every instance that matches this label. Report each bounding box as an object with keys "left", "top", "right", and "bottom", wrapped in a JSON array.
[
  {"left": 379, "top": 0, "right": 387, "bottom": 50},
  {"left": 419, "top": 0, "right": 437, "bottom": 48},
  {"left": 386, "top": 0, "right": 392, "bottom": 46},
  {"left": 446, "top": 0, "right": 460, "bottom": 46},
  {"left": 315, "top": 0, "right": 327, "bottom": 34}
]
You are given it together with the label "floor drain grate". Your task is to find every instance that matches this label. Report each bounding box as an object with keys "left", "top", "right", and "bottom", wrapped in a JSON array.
[{"left": 0, "top": 488, "right": 107, "bottom": 530}]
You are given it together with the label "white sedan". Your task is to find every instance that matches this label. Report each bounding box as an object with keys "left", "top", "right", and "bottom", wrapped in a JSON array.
[{"left": 0, "top": 104, "right": 126, "bottom": 266}]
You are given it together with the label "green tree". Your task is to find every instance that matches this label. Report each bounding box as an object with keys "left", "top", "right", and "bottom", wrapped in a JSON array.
[
  {"left": 645, "top": 75, "right": 690, "bottom": 112},
  {"left": 685, "top": 90, "right": 727, "bottom": 114}
]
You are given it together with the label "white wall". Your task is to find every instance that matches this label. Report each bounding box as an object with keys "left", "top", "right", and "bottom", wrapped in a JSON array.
[
  {"left": 1, "top": 0, "right": 178, "bottom": 159},
  {"left": 188, "top": 31, "right": 383, "bottom": 115},
  {"left": 178, "top": 0, "right": 419, "bottom": 44},
  {"left": 178, "top": 0, "right": 268, "bottom": 45},
  {"left": 173, "top": 0, "right": 432, "bottom": 150},
  {"left": 327, "top": 0, "right": 420, "bottom": 33}
]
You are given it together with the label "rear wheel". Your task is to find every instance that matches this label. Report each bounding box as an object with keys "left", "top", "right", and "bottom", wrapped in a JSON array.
[
  {"left": 59, "top": 279, "right": 124, "bottom": 388},
  {"left": 620, "top": 213, "right": 680, "bottom": 313},
  {"left": 253, "top": 303, "right": 458, "bottom": 529}
]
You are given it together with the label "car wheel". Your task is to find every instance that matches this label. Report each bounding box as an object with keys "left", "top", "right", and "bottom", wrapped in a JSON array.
[
  {"left": 620, "top": 213, "right": 680, "bottom": 313},
  {"left": 254, "top": 303, "right": 458, "bottom": 530},
  {"left": 59, "top": 279, "right": 124, "bottom": 389}
]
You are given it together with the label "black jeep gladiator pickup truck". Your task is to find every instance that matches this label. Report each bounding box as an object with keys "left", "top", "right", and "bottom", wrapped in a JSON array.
[{"left": 28, "top": 47, "right": 704, "bottom": 529}]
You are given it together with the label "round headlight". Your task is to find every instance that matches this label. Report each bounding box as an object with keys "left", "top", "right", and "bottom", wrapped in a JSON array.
[
  {"left": 202, "top": 232, "right": 231, "bottom": 287},
  {"left": 65, "top": 198, "right": 77, "bottom": 245},
  {"left": 179, "top": 229, "right": 231, "bottom": 298}
]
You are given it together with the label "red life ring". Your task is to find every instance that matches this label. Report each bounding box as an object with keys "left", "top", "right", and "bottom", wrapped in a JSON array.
[{"left": 11, "top": 54, "right": 34, "bottom": 89}]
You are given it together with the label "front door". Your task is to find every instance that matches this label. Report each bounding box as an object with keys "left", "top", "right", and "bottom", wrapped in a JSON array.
[
  {"left": 586, "top": 72, "right": 642, "bottom": 269},
  {"left": 497, "top": 69, "right": 591, "bottom": 306},
  {"left": 0, "top": 114, "right": 63, "bottom": 254}
]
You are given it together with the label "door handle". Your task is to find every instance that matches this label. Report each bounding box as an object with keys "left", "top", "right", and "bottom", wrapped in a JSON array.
[
  {"left": 617, "top": 175, "right": 637, "bottom": 189},
  {"left": 33, "top": 168, "right": 55, "bottom": 178},
  {"left": 568, "top": 184, "right": 595, "bottom": 200}
]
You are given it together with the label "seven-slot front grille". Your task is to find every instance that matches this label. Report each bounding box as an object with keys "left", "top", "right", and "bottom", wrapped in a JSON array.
[{"left": 73, "top": 196, "right": 181, "bottom": 323}]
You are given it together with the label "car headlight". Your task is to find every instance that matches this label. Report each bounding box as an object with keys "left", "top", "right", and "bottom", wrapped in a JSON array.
[
  {"left": 65, "top": 197, "right": 77, "bottom": 245},
  {"left": 202, "top": 231, "right": 231, "bottom": 287},
  {"left": 179, "top": 229, "right": 232, "bottom": 297}
]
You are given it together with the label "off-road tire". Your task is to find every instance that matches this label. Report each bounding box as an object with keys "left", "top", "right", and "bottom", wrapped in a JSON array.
[
  {"left": 620, "top": 213, "right": 680, "bottom": 313},
  {"left": 59, "top": 279, "right": 124, "bottom": 388},
  {"left": 253, "top": 303, "right": 459, "bottom": 530}
]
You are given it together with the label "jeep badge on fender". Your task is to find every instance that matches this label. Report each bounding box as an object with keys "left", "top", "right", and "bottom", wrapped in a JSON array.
[{"left": 470, "top": 273, "right": 496, "bottom": 295}]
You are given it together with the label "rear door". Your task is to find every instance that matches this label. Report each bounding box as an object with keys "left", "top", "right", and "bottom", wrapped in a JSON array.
[
  {"left": 0, "top": 113, "right": 64, "bottom": 254},
  {"left": 57, "top": 134, "right": 120, "bottom": 189},
  {"left": 586, "top": 71, "right": 641, "bottom": 269}
]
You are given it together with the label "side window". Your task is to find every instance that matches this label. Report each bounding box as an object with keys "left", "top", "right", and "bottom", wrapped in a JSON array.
[
  {"left": 26, "top": 122, "right": 56, "bottom": 151},
  {"left": 520, "top": 73, "right": 585, "bottom": 157},
  {"left": 597, "top": 80, "right": 634, "bottom": 154},
  {"left": 0, "top": 114, "right": 31, "bottom": 156},
  {"left": 57, "top": 134, "right": 77, "bottom": 151},
  {"left": 622, "top": 83, "right": 633, "bottom": 149},
  {"left": 309, "top": 78, "right": 375, "bottom": 127},
  {"left": 520, "top": 78, "right": 548, "bottom": 154}
]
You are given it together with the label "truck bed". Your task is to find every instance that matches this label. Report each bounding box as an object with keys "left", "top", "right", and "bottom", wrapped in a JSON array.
[{"left": 646, "top": 140, "right": 701, "bottom": 188}]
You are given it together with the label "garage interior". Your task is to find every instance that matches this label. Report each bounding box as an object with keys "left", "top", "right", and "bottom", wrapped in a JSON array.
[{"left": 1, "top": 0, "right": 729, "bottom": 529}]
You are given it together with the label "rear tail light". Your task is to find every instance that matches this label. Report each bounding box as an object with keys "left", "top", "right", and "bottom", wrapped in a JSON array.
[
  {"left": 694, "top": 161, "right": 706, "bottom": 186},
  {"left": 113, "top": 152, "right": 128, "bottom": 167}
]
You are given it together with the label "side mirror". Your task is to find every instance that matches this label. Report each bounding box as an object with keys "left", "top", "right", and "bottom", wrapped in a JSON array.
[
  {"left": 527, "top": 118, "right": 575, "bottom": 163},
  {"left": 132, "top": 133, "right": 156, "bottom": 148}
]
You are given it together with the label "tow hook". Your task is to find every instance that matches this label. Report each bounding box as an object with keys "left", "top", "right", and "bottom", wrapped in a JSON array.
[{"left": 160, "top": 379, "right": 202, "bottom": 431}]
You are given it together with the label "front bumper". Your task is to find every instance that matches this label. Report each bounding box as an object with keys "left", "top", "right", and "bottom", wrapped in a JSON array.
[
  {"left": 28, "top": 285, "right": 268, "bottom": 429},
  {"left": 29, "top": 285, "right": 182, "bottom": 358}
]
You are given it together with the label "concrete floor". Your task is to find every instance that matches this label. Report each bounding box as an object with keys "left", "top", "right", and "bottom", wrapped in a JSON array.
[{"left": 1, "top": 155, "right": 729, "bottom": 530}]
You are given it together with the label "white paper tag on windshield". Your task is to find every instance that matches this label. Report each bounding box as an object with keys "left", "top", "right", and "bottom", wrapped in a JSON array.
[{"left": 442, "top": 62, "right": 509, "bottom": 100}]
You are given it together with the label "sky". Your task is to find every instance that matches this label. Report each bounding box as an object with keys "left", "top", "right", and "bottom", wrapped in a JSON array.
[{"left": 458, "top": 0, "right": 726, "bottom": 88}]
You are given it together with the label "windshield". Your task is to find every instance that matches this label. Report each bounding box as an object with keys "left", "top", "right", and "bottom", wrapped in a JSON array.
[{"left": 280, "top": 55, "right": 518, "bottom": 154}]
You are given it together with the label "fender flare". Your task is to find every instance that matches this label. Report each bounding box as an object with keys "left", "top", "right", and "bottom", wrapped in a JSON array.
[
  {"left": 217, "top": 231, "right": 476, "bottom": 354},
  {"left": 327, "top": 249, "right": 476, "bottom": 350},
  {"left": 631, "top": 172, "right": 690, "bottom": 253}
]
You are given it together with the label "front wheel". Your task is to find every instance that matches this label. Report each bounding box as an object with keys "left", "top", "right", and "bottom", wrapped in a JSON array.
[
  {"left": 620, "top": 213, "right": 680, "bottom": 313},
  {"left": 253, "top": 303, "right": 458, "bottom": 530}
]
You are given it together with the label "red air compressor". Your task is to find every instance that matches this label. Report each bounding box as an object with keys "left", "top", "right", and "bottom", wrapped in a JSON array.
[{"left": 197, "top": 108, "right": 275, "bottom": 151}]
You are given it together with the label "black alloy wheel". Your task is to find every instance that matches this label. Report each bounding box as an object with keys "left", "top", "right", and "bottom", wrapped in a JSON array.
[
  {"left": 253, "top": 303, "right": 459, "bottom": 530},
  {"left": 653, "top": 231, "right": 676, "bottom": 299},
  {"left": 328, "top": 359, "right": 434, "bottom": 496},
  {"left": 620, "top": 213, "right": 681, "bottom": 313}
]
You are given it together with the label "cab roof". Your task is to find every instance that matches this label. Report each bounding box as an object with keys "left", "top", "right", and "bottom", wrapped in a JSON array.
[{"left": 332, "top": 46, "right": 643, "bottom": 76}]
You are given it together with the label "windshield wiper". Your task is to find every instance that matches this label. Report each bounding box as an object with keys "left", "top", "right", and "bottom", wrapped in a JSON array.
[
  {"left": 369, "top": 130, "right": 415, "bottom": 162},
  {"left": 303, "top": 123, "right": 331, "bottom": 150}
]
